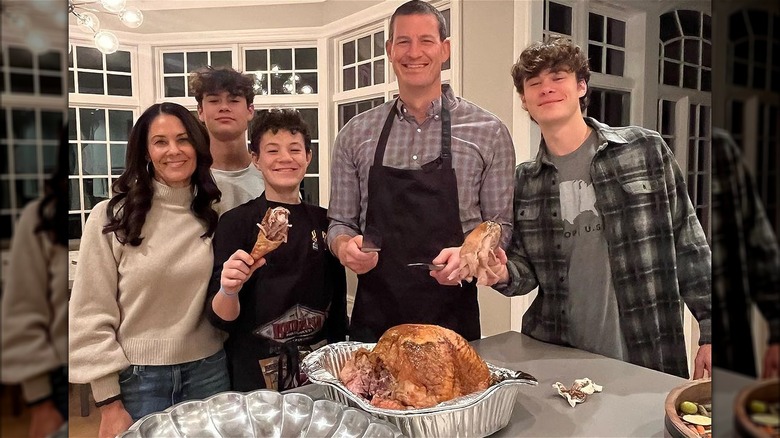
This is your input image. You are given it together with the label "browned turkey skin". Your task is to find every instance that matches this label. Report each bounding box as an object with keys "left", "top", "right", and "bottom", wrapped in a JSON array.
[{"left": 339, "top": 324, "right": 491, "bottom": 409}]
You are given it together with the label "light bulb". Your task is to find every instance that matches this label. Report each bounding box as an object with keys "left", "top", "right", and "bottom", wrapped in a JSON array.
[
  {"left": 77, "top": 12, "right": 100, "bottom": 34},
  {"left": 119, "top": 7, "right": 143, "bottom": 28},
  {"left": 100, "top": 0, "right": 126, "bottom": 13},
  {"left": 94, "top": 31, "right": 119, "bottom": 54},
  {"left": 300, "top": 85, "right": 313, "bottom": 94},
  {"left": 26, "top": 32, "right": 50, "bottom": 54}
]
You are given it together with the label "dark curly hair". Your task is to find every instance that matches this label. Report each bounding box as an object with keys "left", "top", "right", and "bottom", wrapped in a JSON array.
[
  {"left": 389, "top": 0, "right": 448, "bottom": 42},
  {"left": 249, "top": 109, "right": 311, "bottom": 155},
  {"left": 103, "top": 103, "right": 221, "bottom": 246},
  {"left": 189, "top": 66, "right": 256, "bottom": 108},
  {"left": 510, "top": 35, "right": 591, "bottom": 112}
]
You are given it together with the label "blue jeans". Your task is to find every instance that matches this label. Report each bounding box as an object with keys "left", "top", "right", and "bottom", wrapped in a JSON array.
[{"left": 119, "top": 349, "right": 230, "bottom": 421}]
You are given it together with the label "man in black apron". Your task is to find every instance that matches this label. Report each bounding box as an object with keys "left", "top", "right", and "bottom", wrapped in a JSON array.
[{"left": 327, "top": 1, "right": 516, "bottom": 343}]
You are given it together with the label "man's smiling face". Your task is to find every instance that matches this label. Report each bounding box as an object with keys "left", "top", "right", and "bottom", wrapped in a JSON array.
[{"left": 386, "top": 13, "right": 450, "bottom": 94}]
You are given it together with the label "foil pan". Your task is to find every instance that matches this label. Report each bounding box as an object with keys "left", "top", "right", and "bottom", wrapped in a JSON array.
[
  {"left": 301, "top": 341, "right": 538, "bottom": 437},
  {"left": 116, "top": 389, "right": 403, "bottom": 438}
]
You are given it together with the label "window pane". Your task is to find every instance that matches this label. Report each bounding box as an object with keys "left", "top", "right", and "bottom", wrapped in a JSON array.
[
  {"left": 589, "top": 13, "right": 604, "bottom": 42},
  {"left": 110, "top": 144, "right": 126, "bottom": 174},
  {"left": 255, "top": 73, "right": 269, "bottom": 95},
  {"left": 548, "top": 2, "right": 572, "bottom": 35},
  {"left": 747, "top": 9, "right": 768, "bottom": 35},
  {"left": 39, "top": 74, "right": 62, "bottom": 95},
  {"left": 211, "top": 51, "right": 232, "bottom": 68},
  {"left": 702, "top": 42, "right": 711, "bottom": 68},
  {"left": 164, "top": 76, "right": 185, "bottom": 97},
  {"left": 9, "top": 47, "right": 33, "bottom": 68},
  {"left": 41, "top": 111, "right": 62, "bottom": 139},
  {"left": 12, "top": 110, "right": 36, "bottom": 139},
  {"left": 343, "top": 66, "right": 355, "bottom": 91},
  {"left": 684, "top": 39, "right": 700, "bottom": 64},
  {"left": 678, "top": 10, "right": 701, "bottom": 37},
  {"left": 15, "top": 179, "right": 38, "bottom": 206},
  {"left": 106, "top": 50, "right": 131, "bottom": 72},
  {"left": 81, "top": 144, "right": 108, "bottom": 175},
  {"left": 186, "top": 52, "right": 208, "bottom": 72},
  {"left": 163, "top": 52, "right": 184, "bottom": 73},
  {"left": 753, "top": 66, "right": 766, "bottom": 89},
  {"left": 79, "top": 109, "right": 106, "bottom": 141},
  {"left": 358, "top": 36, "right": 371, "bottom": 62},
  {"left": 606, "top": 18, "right": 625, "bottom": 47},
  {"left": 76, "top": 46, "right": 102, "bottom": 70},
  {"left": 374, "top": 32, "right": 385, "bottom": 57},
  {"left": 339, "top": 103, "right": 357, "bottom": 128},
  {"left": 665, "top": 40, "right": 681, "bottom": 60},
  {"left": 1, "top": 181, "right": 10, "bottom": 208},
  {"left": 14, "top": 144, "right": 37, "bottom": 173},
  {"left": 68, "top": 214, "right": 81, "bottom": 240},
  {"left": 68, "top": 143, "right": 78, "bottom": 175},
  {"left": 107, "top": 74, "right": 132, "bottom": 96},
  {"left": 343, "top": 41, "right": 355, "bottom": 66},
  {"left": 306, "top": 142, "right": 319, "bottom": 174},
  {"left": 0, "top": 215, "right": 11, "bottom": 240},
  {"left": 270, "top": 74, "right": 288, "bottom": 94},
  {"left": 82, "top": 178, "right": 109, "bottom": 209},
  {"left": 701, "top": 69, "right": 711, "bottom": 91},
  {"left": 754, "top": 39, "right": 768, "bottom": 63},
  {"left": 69, "top": 179, "right": 81, "bottom": 210},
  {"left": 300, "top": 176, "right": 318, "bottom": 205},
  {"left": 732, "top": 61, "right": 748, "bottom": 85},
  {"left": 246, "top": 50, "right": 267, "bottom": 71},
  {"left": 38, "top": 51, "right": 61, "bottom": 71},
  {"left": 589, "top": 44, "right": 603, "bottom": 73},
  {"left": 10, "top": 73, "right": 34, "bottom": 93},
  {"left": 664, "top": 60, "right": 681, "bottom": 86},
  {"left": 109, "top": 110, "right": 133, "bottom": 141},
  {"left": 68, "top": 71, "right": 75, "bottom": 93},
  {"left": 606, "top": 48, "right": 624, "bottom": 76},
  {"left": 270, "top": 49, "right": 292, "bottom": 70},
  {"left": 683, "top": 65, "right": 698, "bottom": 88},
  {"left": 42, "top": 143, "right": 56, "bottom": 173},
  {"left": 295, "top": 48, "right": 317, "bottom": 69},
  {"left": 297, "top": 72, "right": 317, "bottom": 94},
  {"left": 660, "top": 100, "right": 675, "bottom": 135},
  {"left": 660, "top": 12, "right": 681, "bottom": 42},
  {"left": 299, "top": 109, "right": 318, "bottom": 139},
  {"left": 78, "top": 72, "right": 104, "bottom": 94},
  {"left": 374, "top": 59, "right": 385, "bottom": 84},
  {"left": 358, "top": 63, "right": 371, "bottom": 87}
]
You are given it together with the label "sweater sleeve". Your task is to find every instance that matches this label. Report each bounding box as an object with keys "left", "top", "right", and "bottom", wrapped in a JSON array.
[
  {"left": 68, "top": 201, "right": 130, "bottom": 403},
  {"left": 0, "top": 200, "right": 61, "bottom": 402}
]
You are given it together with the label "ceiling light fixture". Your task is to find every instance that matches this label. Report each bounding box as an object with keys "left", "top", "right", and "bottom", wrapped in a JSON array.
[{"left": 69, "top": 0, "right": 144, "bottom": 54}]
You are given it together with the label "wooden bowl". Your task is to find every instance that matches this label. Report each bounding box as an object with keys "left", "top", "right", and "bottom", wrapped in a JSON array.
[
  {"left": 664, "top": 378, "right": 711, "bottom": 438},
  {"left": 734, "top": 378, "right": 780, "bottom": 437}
]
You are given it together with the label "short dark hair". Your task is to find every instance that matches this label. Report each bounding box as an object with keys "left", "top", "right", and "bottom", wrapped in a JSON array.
[
  {"left": 249, "top": 109, "right": 312, "bottom": 155},
  {"left": 189, "top": 66, "right": 256, "bottom": 108},
  {"left": 510, "top": 35, "right": 591, "bottom": 112},
  {"left": 104, "top": 102, "right": 221, "bottom": 246},
  {"left": 389, "top": 0, "right": 448, "bottom": 42}
]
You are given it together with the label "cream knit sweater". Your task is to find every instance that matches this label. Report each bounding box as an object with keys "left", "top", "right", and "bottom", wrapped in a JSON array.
[
  {"left": 1, "top": 199, "right": 68, "bottom": 403},
  {"left": 69, "top": 181, "right": 226, "bottom": 403}
]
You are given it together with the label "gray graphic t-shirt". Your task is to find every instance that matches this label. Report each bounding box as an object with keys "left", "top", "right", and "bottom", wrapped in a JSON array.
[{"left": 548, "top": 131, "right": 626, "bottom": 361}]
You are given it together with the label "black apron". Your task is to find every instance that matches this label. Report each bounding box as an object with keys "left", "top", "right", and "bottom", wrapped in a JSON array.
[{"left": 349, "top": 98, "right": 480, "bottom": 342}]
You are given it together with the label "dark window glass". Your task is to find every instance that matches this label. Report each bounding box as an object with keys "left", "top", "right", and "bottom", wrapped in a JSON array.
[
  {"left": 298, "top": 109, "right": 318, "bottom": 139},
  {"left": 82, "top": 178, "right": 109, "bottom": 208},
  {"left": 589, "top": 44, "right": 603, "bottom": 73},
  {"left": 211, "top": 51, "right": 232, "bottom": 68},
  {"left": 0, "top": 109, "right": 5, "bottom": 139},
  {"left": 442, "top": 9, "right": 451, "bottom": 70},
  {"left": 68, "top": 142, "right": 78, "bottom": 175},
  {"left": 666, "top": 40, "right": 682, "bottom": 60},
  {"left": 701, "top": 69, "right": 711, "bottom": 92},
  {"left": 755, "top": 39, "right": 768, "bottom": 63},
  {"left": 255, "top": 73, "right": 268, "bottom": 95},
  {"left": 340, "top": 103, "right": 357, "bottom": 126},
  {"left": 9, "top": 47, "right": 34, "bottom": 68},
  {"left": 730, "top": 100, "right": 743, "bottom": 135},
  {"left": 42, "top": 143, "right": 56, "bottom": 174},
  {"left": 81, "top": 143, "right": 108, "bottom": 175},
  {"left": 660, "top": 12, "right": 680, "bottom": 42},
  {"left": 684, "top": 39, "right": 700, "bottom": 64},
  {"left": 270, "top": 49, "right": 292, "bottom": 70},
  {"left": 186, "top": 52, "right": 208, "bottom": 72},
  {"left": 606, "top": 18, "right": 625, "bottom": 47},
  {"left": 702, "top": 42, "right": 711, "bottom": 68},
  {"left": 108, "top": 110, "right": 133, "bottom": 141},
  {"left": 10, "top": 73, "right": 34, "bottom": 93},
  {"left": 589, "top": 13, "right": 604, "bottom": 42},
  {"left": 1, "top": 215, "right": 12, "bottom": 240},
  {"left": 358, "top": 36, "right": 371, "bottom": 62},
  {"left": 307, "top": 142, "right": 319, "bottom": 174},
  {"left": 76, "top": 46, "right": 102, "bottom": 70},
  {"left": 106, "top": 50, "right": 131, "bottom": 72},
  {"left": 110, "top": 144, "right": 126, "bottom": 174},
  {"left": 164, "top": 76, "right": 185, "bottom": 97},
  {"left": 12, "top": 110, "right": 36, "bottom": 140},
  {"left": 163, "top": 52, "right": 184, "bottom": 73},
  {"left": 358, "top": 63, "right": 371, "bottom": 88},
  {"left": 41, "top": 111, "right": 62, "bottom": 139},
  {"left": 68, "top": 214, "right": 81, "bottom": 239},
  {"left": 729, "top": 11, "right": 747, "bottom": 41},
  {"left": 661, "top": 100, "right": 675, "bottom": 135},
  {"left": 678, "top": 10, "right": 701, "bottom": 36},
  {"left": 606, "top": 48, "right": 624, "bottom": 76},
  {"left": 69, "top": 179, "right": 81, "bottom": 210},
  {"left": 67, "top": 49, "right": 73, "bottom": 68},
  {"left": 771, "top": 69, "right": 780, "bottom": 93},
  {"left": 374, "top": 32, "right": 384, "bottom": 57},
  {"left": 374, "top": 59, "right": 385, "bottom": 84},
  {"left": 107, "top": 74, "right": 132, "bottom": 96},
  {"left": 748, "top": 9, "right": 768, "bottom": 35},
  {"left": 753, "top": 66, "right": 766, "bottom": 89},
  {"left": 38, "top": 51, "right": 61, "bottom": 71},
  {"left": 1, "top": 181, "right": 10, "bottom": 208},
  {"left": 343, "top": 66, "right": 355, "bottom": 91},
  {"left": 78, "top": 72, "right": 104, "bottom": 94},
  {"left": 297, "top": 72, "right": 317, "bottom": 94},
  {"left": 68, "top": 108, "right": 77, "bottom": 140},
  {"left": 548, "top": 2, "right": 572, "bottom": 35},
  {"left": 0, "top": 143, "right": 7, "bottom": 174},
  {"left": 699, "top": 106, "right": 710, "bottom": 137},
  {"left": 683, "top": 65, "right": 698, "bottom": 89},
  {"left": 343, "top": 41, "right": 355, "bottom": 65},
  {"left": 734, "top": 41, "right": 750, "bottom": 61},
  {"left": 14, "top": 144, "right": 37, "bottom": 173},
  {"left": 270, "top": 73, "right": 287, "bottom": 94},
  {"left": 39, "top": 74, "right": 62, "bottom": 95},
  {"left": 296, "top": 48, "right": 317, "bottom": 70},
  {"left": 79, "top": 109, "right": 105, "bottom": 141},
  {"left": 246, "top": 50, "right": 267, "bottom": 71},
  {"left": 300, "top": 176, "right": 318, "bottom": 205},
  {"left": 68, "top": 70, "right": 75, "bottom": 93},
  {"left": 15, "top": 179, "right": 38, "bottom": 206},
  {"left": 664, "top": 60, "right": 681, "bottom": 86}
]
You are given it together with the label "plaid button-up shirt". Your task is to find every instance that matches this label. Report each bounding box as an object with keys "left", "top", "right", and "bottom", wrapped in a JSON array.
[
  {"left": 327, "top": 85, "right": 516, "bottom": 249},
  {"left": 711, "top": 128, "right": 780, "bottom": 376},
  {"left": 498, "top": 118, "right": 711, "bottom": 378}
]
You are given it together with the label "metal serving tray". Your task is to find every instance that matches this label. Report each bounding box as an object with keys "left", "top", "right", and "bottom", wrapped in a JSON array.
[
  {"left": 301, "top": 341, "right": 538, "bottom": 437},
  {"left": 116, "top": 389, "right": 403, "bottom": 438}
]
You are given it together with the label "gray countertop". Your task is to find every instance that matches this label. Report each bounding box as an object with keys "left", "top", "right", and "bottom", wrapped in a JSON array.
[
  {"left": 711, "top": 367, "right": 755, "bottom": 438},
  {"left": 471, "top": 331, "right": 688, "bottom": 437}
]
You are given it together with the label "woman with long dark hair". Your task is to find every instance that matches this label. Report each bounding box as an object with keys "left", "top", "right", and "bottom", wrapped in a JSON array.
[
  {"left": 1, "top": 126, "right": 69, "bottom": 438},
  {"left": 69, "top": 102, "right": 228, "bottom": 438}
]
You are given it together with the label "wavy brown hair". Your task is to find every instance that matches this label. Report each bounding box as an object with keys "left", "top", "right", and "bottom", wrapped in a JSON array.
[
  {"left": 189, "top": 66, "right": 256, "bottom": 108},
  {"left": 103, "top": 103, "right": 221, "bottom": 246},
  {"left": 510, "top": 35, "right": 591, "bottom": 112}
]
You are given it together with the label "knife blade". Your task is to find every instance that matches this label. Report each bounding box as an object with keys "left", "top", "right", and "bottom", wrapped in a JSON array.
[{"left": 407, "top": 263, "right": 445, "bottom": 271}]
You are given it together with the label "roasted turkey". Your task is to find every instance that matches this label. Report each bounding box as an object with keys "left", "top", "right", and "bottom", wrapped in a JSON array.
[{"left": 339, "top": 324, "right": 491, "bottom": 409}]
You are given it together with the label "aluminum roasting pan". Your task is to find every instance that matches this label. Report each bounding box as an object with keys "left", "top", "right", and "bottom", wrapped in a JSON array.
[
  {"left": 116, "top": 389, "right": 403, "bottom": 438},
  {"left": 301, "top": 341, "right": 538, "bottom": 438}
]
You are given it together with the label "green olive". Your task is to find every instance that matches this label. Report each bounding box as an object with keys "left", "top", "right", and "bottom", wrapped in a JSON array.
[{"left": 680, "top": 401, "right": 698, "bottom": 415}]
